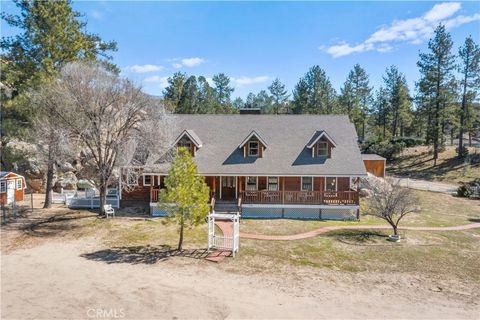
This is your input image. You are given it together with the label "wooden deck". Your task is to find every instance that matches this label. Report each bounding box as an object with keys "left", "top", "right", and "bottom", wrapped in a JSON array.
[
  {"left": 151, "top": 189, "right": 359, "bottom": 205},
  {"left": 240, "top": 190, "right": 359, "bottom": 205}
]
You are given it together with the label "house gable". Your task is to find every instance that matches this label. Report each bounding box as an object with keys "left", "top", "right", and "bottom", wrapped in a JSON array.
[{"left": 238, "top": 130, "right": 267, "bottom": 158}]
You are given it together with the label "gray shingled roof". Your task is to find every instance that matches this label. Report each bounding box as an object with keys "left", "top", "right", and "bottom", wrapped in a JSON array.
[{"left": 154, "top": 115, "right": 367, "bottom": 177}]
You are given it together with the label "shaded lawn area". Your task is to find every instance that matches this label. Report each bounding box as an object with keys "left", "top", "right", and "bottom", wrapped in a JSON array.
[
  {"left": 238, "top": 228, "right": 480, "bottom": 282},
  {"left": 388, "top": 146, "right": 480, "bottom": 184},
  {"left": 240, "top": 189, "right": 480, "bottom": 236}
]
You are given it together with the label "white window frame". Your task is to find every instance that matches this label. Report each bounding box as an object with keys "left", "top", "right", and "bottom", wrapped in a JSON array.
[
  {"left": 248, "top": 141, "right": 259, "bottom": 157},
  {"left": 267, "top": 176, "right": 279, "bottom": 191},
  {"left": 127, "top": 170, "right": 139, "bottom": 186},
  {"left": 0, "top": 181, "right": 6, "bottom": 193},
  {"left": 317, "top": 141, "right": 328, "bottom": 157},
  {"left": 325, "top": 177, "right": 337, "bottom": 192},
  {"left": 143, "top": 175, "right": 152, "bottom": 187},
  {"left": 301, "top": 176, "right": 313, "bottom": 191},
  {"left": 245, "top": 176, "right": 258, "bottom": 191},
  {"left": 16, "top": 178, "right": 22, "bottom": 190}
]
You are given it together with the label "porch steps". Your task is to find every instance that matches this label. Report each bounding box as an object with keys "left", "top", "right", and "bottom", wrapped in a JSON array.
[
  {"left": 205, "top": 250, "right": 232, "bottom": 263},
  {"left": 214, "top": 201, "right": 238, "bottom": 214}
]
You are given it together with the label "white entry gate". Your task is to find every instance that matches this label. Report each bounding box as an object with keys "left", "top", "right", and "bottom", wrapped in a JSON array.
[{"left": 207, "top": 212, "right": 240, "bottom": 257}]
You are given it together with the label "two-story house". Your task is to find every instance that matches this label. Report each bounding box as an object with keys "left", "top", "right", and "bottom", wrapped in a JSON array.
[{"left": 120, "top": 114, "right": 368, "bottom": 220}]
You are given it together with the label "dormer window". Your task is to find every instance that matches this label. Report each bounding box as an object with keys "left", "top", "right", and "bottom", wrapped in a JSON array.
[
  {"left": 306, "top": 130, "right": 336, "bottom": 158},
  {"left": 238, "top": 130, "right": 267, "bottom": 159},
  {"left": 174, "top": 129, "right": 202, "bottom": 157},
  {"left": 317, "top": 142, "right": 328, "bottom": 157},
  {"left": 248, "top": 141, "right": 259, "bottom": 157}
]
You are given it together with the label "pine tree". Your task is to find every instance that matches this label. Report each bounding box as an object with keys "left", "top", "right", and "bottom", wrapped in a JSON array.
[
  {"left": 293, "top": 66, "right": 337, "bottom": 115},
  {"left": 342, "top": 64, "right": 372, "bottom": 140},
  {"left": 0, "top": 0, "right": 117, "bottom": 168},
  {"left": 417, "top": 25, "right": 456, "bottom": 166},
  {"left": 212, "top": 73, "right": 234, "bottom": 107},
  {"left": 163, "top": 72, "right": 187, "bottom": 111},
  {"left": 458, "top": 36, "right": 480, "bottom": 156},
  {"left": 159, "top": 148, "right": 210, "bottom": 251},
  {"left": 197, "top": 76, "right": 215, "bottom": 113},
  {"left": 372, "top": 87, "right": 389, "bottom": 139},
  {"left": 383, "top": 66, "right": 413, "bottom": 137},
  {"left": 177, "top": 76, "right": 199, "bottom": 114},
  {"left": 268, "top": 78, "right": 289, "bottom": 114}
]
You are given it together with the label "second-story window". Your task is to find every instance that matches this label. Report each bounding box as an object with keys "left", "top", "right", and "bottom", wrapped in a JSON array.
[
  {"left": 248, "top": 141, "right": 259, "bottom": 157},
  {"left": 318, "top": 142, "right": 328, "bottom": 156}
]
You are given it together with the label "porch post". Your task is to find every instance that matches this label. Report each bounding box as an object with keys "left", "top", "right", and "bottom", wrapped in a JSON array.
[
  {"left": 219, "top": 176, "right": 222, "bottom": 200},
  {"left": 213, "top": 176, "right": 216, "bottom": 198},
  {"left": 281, "top": 176, "right": 285, "bottom": 204},
  {"left": 235, "top": 176, "right": 238, "bottom": 199}
]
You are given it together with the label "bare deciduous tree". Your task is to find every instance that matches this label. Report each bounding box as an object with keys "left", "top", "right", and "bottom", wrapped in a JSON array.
[
  {"left": 364, "top": 178, "right": 419, "bottom": 236},
  {"left": 34, "top": 62, "right": 174, "bottom": 214},
  {"left": 30, "top": 84, "right": 77, "bottom": 208}
]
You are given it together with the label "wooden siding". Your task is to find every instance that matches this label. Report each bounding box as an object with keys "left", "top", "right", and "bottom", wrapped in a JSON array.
[
  {"left": 0, "top": 173, "right": 26, "bottom": 204},
  {"left": 363, "top": 159, "right": 385, "bottom": 177},
  {"left": 313, "top": 137, "right": 333, "bottom": 159},
  {"left": 338, "top": 177, "right": 350, "bottom": 191}
]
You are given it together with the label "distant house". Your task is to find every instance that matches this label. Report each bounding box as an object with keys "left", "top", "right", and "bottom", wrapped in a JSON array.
[
  {"left": 0, "top": 171, "right": 26, "bottom": 205},
  {"left": 120, "top": 115, "right": 368, "bottom": 220}
]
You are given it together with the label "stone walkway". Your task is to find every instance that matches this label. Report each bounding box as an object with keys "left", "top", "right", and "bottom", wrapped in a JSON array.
[{"left": 215, "top": 221, "right": 480, "bottom": 241}]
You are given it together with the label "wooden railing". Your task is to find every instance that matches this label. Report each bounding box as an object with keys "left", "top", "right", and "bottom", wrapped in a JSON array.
[{"left": 240, "top": 190, "right": 358, "bottom": 205}]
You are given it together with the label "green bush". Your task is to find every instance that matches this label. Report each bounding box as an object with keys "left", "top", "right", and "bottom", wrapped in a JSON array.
[
  {"left": 361, "top": 139, "right": 406, "bottom": 161},
  {"left": 457, "top": 179, "right": 480, "bottom": 197}
]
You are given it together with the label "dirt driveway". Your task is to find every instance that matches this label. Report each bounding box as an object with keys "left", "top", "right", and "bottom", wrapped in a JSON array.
[{"left": 2, "top": 236, "right": 479, "bottom": 320}]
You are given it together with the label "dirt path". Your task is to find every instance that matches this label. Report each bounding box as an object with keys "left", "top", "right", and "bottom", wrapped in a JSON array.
[
  {"left": 390, "top": 177, "right": 458, "bottom": 193},
  {"left": 2, "top": 238, "right": 479, "bottom": 319},
  {"left": 230, "top": 222, "right": 480, "bottom": 241}
]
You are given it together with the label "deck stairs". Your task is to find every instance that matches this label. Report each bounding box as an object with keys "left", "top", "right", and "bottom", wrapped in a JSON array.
[{"left": 214, "top": 200, "right": 239, "bottom": 214}]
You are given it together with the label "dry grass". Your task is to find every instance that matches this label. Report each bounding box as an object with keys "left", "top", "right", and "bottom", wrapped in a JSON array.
[{"left": 388, "top": 145, "right": 480, "bottom": 184}]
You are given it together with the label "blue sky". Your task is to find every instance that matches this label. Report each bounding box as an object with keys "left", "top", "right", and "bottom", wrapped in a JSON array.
[{"left": 1, "top": 1, "right": 479, "bottom": 99}]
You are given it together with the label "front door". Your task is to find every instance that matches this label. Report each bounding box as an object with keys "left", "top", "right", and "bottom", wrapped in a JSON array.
[
  {"left": 7, "top": 180, "right": 15, "bottom": 204},
  {"left": 221, "top": 176, "right": 236, "bottom": 200}
]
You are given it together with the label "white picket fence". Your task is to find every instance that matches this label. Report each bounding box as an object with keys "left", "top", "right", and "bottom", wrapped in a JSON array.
[{"left": 51, "top": 188, "right": 120, "bottom": 209}]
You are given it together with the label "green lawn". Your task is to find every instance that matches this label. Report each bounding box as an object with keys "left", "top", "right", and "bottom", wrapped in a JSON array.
[{"left": 240, "top": 190, "right": 480, "bottom": 236}]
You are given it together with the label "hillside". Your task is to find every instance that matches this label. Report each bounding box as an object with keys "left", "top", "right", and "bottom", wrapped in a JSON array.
[{"left": 387, "top": 145, "right": 480, "bottom": 185}]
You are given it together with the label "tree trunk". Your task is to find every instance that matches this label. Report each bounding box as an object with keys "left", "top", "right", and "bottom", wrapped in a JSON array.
[
  {"left": 99, "top": 178, "right": 107, "bottom": 215},
  {"left": 458, "top": 59, "right": 469, "bottom": 157},
  {"left": 178, "top": 215, "right": 184, "bottom": 251},
  {"left": 468, "top": 131, "right": 472, "bottom": 146},
  {"left": 393, "top": 225, "right": 398, "bottom": 236},
  {"left": 43, "top": 143, "right": 55, "bottom": 209}
]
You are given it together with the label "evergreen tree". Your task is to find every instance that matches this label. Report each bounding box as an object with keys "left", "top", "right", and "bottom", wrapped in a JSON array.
[
  {"left": 458, "top": 36, "right": 480, "bottom": 156},
  {"left": 339, "top": 81, "right": 355, "bottom": 118},
  {"left": 383, "top": 66, "right": 413, "bottom": 137},
  {"left": 197, "top": 76, "right": 215, "bottom": 113},
  {"left": 0, "top": 0, "right": 117, "bottom": 168},
  {"left": 177, "top": 76, "right": 199, "bottom": 114},
  {"left": 292, "top": 66, "right": 337, "bottom": 115},
  {"left": 372, "top": 87, "right": 390, "bottom": 139},
  {"left": 212, "top": 73, "right": 234, "bottom": 105},
  {"left": 232, "top": 97, "right": 245, "bottom": 109},
  {"left": 343, "top": 64, "right": 372, "bottom": 140},
  {"left": 416, "top": 25, "right": 456, "bottom": 165},
  {"left": 268, "top": 78, "right": 289, "bottom": 114},
  {"left": 159, "top": 148, "right": 210, "bottom": 251},
  {"left": 163, "top": 72, "right": 187, "bottom": 111}
]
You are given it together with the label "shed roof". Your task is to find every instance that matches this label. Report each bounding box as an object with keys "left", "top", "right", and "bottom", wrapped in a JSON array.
[{"left": 361, "top": 154, "right": 386, "bottom": 161}]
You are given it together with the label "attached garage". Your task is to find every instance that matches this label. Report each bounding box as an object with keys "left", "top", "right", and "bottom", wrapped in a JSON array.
[{"left": 362, "top": 154, "right": 386, "bottom": 178}]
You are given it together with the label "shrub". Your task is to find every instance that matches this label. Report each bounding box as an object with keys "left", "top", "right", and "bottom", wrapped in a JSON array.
[{"left": 457, "top": 179, "right": 480, "bottom": 197}]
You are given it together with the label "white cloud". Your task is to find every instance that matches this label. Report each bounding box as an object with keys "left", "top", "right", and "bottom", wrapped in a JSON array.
[
  {"left": 231, "top": 76, "right": 270, "bottom": 87},
  {"left": 423, "top": 2, "right": 460, "bottom": 22},
  {"left": 90, "top": 10, "right": 103, "bottom": 20},
  {"left": 125, "top": 64, "right": 164, "bottom": 73},
  {"left": 323, "top": 2, "right": 480, "bottom": 58},
  {"left": 171, "top": 57, "right": 206, "bottom": 68},
  {"left": 143, "top": 75, "right": 169, "bottom": 88}
]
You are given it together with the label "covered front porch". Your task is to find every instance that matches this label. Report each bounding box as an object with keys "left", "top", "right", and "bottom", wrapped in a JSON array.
[{"left": 150, "top": 175, "right": 359, "bottom": 206}]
